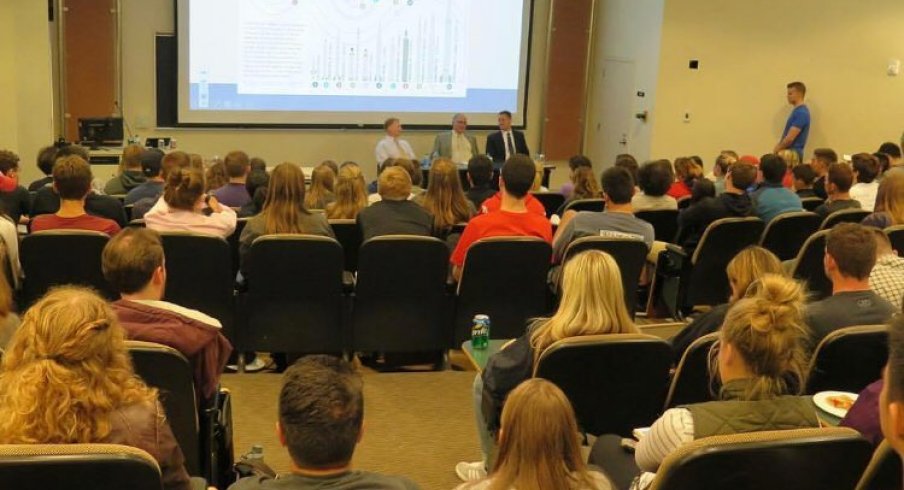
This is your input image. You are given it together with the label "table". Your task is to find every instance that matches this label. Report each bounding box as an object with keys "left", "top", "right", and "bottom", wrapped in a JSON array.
[
  {"left": 461, "top": 339, "right": 511, "bottom": 372},
  {"left": 421, "top": 164, "right": 554, "bottom": 191}
]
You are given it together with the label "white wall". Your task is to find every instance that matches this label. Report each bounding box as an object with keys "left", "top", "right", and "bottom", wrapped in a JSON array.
[{"left": 119, "top": 0, "right": 554, "bottom": 182}]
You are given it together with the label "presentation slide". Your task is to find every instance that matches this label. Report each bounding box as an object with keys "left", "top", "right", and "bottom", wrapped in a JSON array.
[{"left": 176, "top": 0, "right": 533, "bottom": 127}]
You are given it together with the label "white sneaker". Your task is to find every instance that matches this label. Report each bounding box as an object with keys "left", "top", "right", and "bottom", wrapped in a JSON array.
[
  {"left": 455, "top": 461, "right": 487, "bottom": 482},
  {"left": 243, "top": 357, "right": 269, "bottom": 373}
]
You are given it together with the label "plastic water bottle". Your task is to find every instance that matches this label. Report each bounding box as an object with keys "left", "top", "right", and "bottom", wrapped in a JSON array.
[
  {"left": 471, "top": 314, "right": 490, "bottom": 350},
  {"left": 246, "top": 444, "right": 264, "bottom": 462}
]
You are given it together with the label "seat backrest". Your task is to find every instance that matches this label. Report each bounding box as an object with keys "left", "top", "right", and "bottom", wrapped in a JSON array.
[
  {"left": 759, "top": 211, "right": 822, "bottom": 261},
  {"left": 127, "top": 341, "right": 200, "bottom": 477},
  {"left": 791, "top": 229, "right": 832, "bottom": 300},
  {"left": 636, "top": 209, "right": 680, "bottom": 243},
  {"left": 352, "top": 236, "right": 452, "bottom": 352},
  {"left": 534, "top": 334, "right": 672, "bottom": 436},
  {"left": 159, "top": 232, "right": 234, "bottom": 338},
  {"left": 562, "top": 236, "right": 647, "bottom": 317},
  {"left": 820, "top": 209, "right": 871, "bottom": 230},
  {"left": 242, "top": 235, "right": 345, "bottom": 353},
  {"left": 531, "top": 192, "right": 565, "bottom": 218},
  {"left": 806, "top": 325, "right": 888, "bottom": 394},
  {"left": 685, "top": 217, "right": 765, "bottom": 308},
  {"left": 0, "top": 444, "right": 162, "bottom": 490},
  {"left": 663, "top": 332, "right": 719, "bottom": 409},
  {"left": 329, "top": 219, "right": 362, "bottom": 273},
  {"left": 454, "top": 237, "right": 552, "bottom": 344},
  {"left": 563, "top": 198, "right": 605, "bottom": 213},
  {"left": 650, "top": 427, "right": 872, "bottom": 490},
  {"left": 20, "top": 231, "right": 116, "bottom": 306},
  {"left": 801, "top": 197, "right": 825, "bottom": 212},
  {"left": 227, "top": 218, "right": 250, "bottom": 277},
  {"left": 885, "top": 225, "right": 904, "bottom": 258},
  {"left": 855, "top": 440, "right": 903, "bottom": 490}
]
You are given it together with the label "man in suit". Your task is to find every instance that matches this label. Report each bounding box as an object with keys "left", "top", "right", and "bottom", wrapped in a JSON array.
[
  {"left": 485, "top": 110, "right": 529, "bottom": 163},
  {"left": 431, "top": 113, "right": 479, "bottom": 164}
]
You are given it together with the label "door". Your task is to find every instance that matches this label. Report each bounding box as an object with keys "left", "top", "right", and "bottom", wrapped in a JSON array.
[{"left": 586, "top": 58, "right": 635, "bottom": 174}]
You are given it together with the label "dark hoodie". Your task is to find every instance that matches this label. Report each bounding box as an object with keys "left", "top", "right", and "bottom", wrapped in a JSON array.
[
  {"left": 675, "top": 191, "right": 755, "bottom": 252},
  {"left": 104, "top": 170, "right": 147, "bottom": 195}
]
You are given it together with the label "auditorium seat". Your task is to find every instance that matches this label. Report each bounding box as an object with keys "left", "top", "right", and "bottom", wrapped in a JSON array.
[
  {"left": 531, "top": 192, "right": 565, "bottom": 218},
  {"left": 759, "top": 211, "right": 821, "bottom": 261},
  {"left": 561, "top": 198, "right": 605, "bottom": 214},
  {"left": 790, "top": 229, "right": 832, "bottom": 300},
  {"left": 663, "top": 332, "right": 719, "bottom": 409},
  {"left": 885, "top": 225, "right": 904, "bottom": 257},
  {"left": 806, "top": 325, "right": 887, "bottom": 395},
  {"left": 0, "top": 443, "right": 163, "bottom": 490},
  {"left": 20, "top": 230, "right": 116, "bottom": 307},
  {"left": 801, "top": 196, "right": 824, "bottom": 212},
  {"left": 227, "top": 218, "right": 250, "bottom": 277},
  {"left": 453, "top": 237, "right": 551, "bottom": 345},
  {"left": 856, "top": 440, "right": 902, "bottom": 490},
  {"left": 820, "top": 208, "right": 871, "bottom": 230},
  {"left": 636, "top": 209, "right": 679, "bottom": 243},
  {"left": 534, "top": 334, "right": 672, "bottom": 437},
  {"left": 562, "top": 236, "right": 647, "bottom": 317},
  {"left": 329, "top": 219, "right": 362, "bottom": 273}
]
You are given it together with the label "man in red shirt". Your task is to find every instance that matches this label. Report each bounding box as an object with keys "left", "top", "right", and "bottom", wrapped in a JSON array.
[
  {"left": 479, "top": 188, "right": 546, "bottom": 216},
  {"left": 31, "top": 155, "right": 121, "bottom": 236},
  {"left": 451, "top": 154, "right": 552, "bottom": 281}
]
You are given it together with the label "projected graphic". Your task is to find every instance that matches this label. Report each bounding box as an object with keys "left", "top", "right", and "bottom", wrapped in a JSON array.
[{"left": 236, "top": 0, "right": 469, "bottom": 97}]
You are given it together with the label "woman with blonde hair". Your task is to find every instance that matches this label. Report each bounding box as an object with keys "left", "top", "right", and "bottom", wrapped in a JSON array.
[
  {"left": 456, "top": 379, "right": 611, "bottom": 490},
  {"left": 530, "top": 159, "right": 548, "bottom": 192},
  {"left": 671, "top": 246, "right": 783, "bottom": 361},
  {"left": 415, "top": 157, "right": 474, "bottom": 235},
  {"left": 863, "top": 170, "right": 904, "bottom": 228},
  {"left": 326, "top": 162, "right": 368, "bottom": 219},
  {"left": 777, "top": 149, "right": 800, "bottom": 188},
  {"left": 144, "top": 166, "right": 237, "bottom": 238},
  {"left": 304, "top": 163, "right": 336, "bottom": 210},
  {"left": 456, "top": 250, "right": 639, "bottom": 482},
  {"left": 239, "top": 162, "right": 335, "bottom": 273},
  {"left": 591, "top": 273, "right": 816, "bottom": 489},
  {"left": 0, "top": 286, "right": 191, "bottom": 490}
]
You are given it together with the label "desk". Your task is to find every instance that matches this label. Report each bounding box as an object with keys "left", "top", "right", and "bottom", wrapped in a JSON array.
[
  {"left": 421, "top": 165, "right": 554, "bottom": 191},
  {"left": 461, "top": 339, "right": 511, "bottom": 372}
]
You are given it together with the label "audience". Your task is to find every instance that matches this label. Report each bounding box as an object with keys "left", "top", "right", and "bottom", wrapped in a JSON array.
[
  {"left": 666, "top": 157, "right": 701, "bottom": 200},
  {"left": 130, "top": 150, "right": 192, "bottom": 220},
  {"left": 875, "top": 152, "right": 892, "bottom": 180},
  {"left": 102, "top": 228, "right": 232, "bottom": 403},
  {"left": 868, "top": 227, "right": 904, "bottom": 311},
  {"left": 124, "top": 149, "right": 165, "bottom": 205},
  {"left": 557, "top": 166, "right": 606, "bottom": 217},
  {"left": 240, "top": 163, "right": 271, "bottom": 217},
  {"left": 0, "top": 150, "right": 33, "bottom": 224},
  {"left": 368, "top": 158, "right": 421, "bottom": 204},
  {"left": 455, "top": 379, "right": 612, "bottom": 490},
  {"left": 0, "top": 205, "right": 21, "bottom": 290},
  {"left": 880, "top": 317, "right": 904, "bottom": 462},
  {"left": 530, "top": 159, "right": 549, "bottom": 193},
  {"left": 614, "top": 154, "right": 639, "bottom": 189},
  {"left": 28, "top": 145, "right": 57, "bottom": 191},
  {"left": 212, "top": 151, "right": 252, "bottom": 207},
  {"left": 810, "top": 148, "right": 838, "bottom": 199},
  {"left": 881, "top": 142, "right": 904, "bottom": 177},
  {"left": 674, "top": 161, "right": 756, "bottom": 253},
  {"left": 303, "top": 163, "right": 336, "bottom": 210},
  {"left": 205, "top": 159, "right": 229, "bottom": 193},
  {"left": 456, "top": 250, "right": 638, "bottom": 481},
  {"left": 0, "top": 286, "right": 191, "bottom": 490},
  {"left": 805, "top": 223, "right": 895, "bottom": 345},
  {"left": 144, "top": 167, "right": 237, "bottom": 238},
  {"left": 31, "top": 155, "right": 121, "bottom": 236},
  {"left": 850, "top": 152, "right": 881, "bottom": 212},
  {"left": 863, "top": 171, "right": 904, "bottom": 228},
  {"left": 451, "top": 155, "right": 552, "bottom": 281},
  {"left": 552, "top": 166, "right": 653, "bottom": 265},
  {"left": 104, "top": 144, "right": 147, "bottom": 195},
  {"left": 357, "top": 166, "right": 433, "bottom": 241},
  {"left": 751, "top": 153, "right": 802, "bottom": 222},
  {"left": 325, "top": 162, "right": 368, "bottom": 220},
  {"left": 670, "top": 246, "right": 783, "bottom": 362},
  {"left": 560, "top": 155, "right": 593, "bottom": 198},
  {"left": 710, "top": 152, "right": 737, "bottom": 195},
  {"left": 776, "top": 148, "right": 800, "bottom": 188},
  {"left": 228, "top": 355, "right": 420, "bottom": 490},
  {"left": 465, "top": 155, "right": 496, "bottom": 211},
  {"left": 814, "top": 162, "right": 861, "bottom": 219},
  {"left": 415, "top": 158, "right": 475, "bottom": 237},
  {"left": 791, "top": 163, "right": 818, "bottom": 198},
  {"left": 239, "top": 162, "right": 335, "bottom": 273},
  {"left": 632, "top": 160, "right": 677, "bottom": 211}
]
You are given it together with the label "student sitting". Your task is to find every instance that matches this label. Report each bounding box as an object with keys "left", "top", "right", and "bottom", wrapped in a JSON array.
[
  {"left": 868, "top": 227, "right": 904, "bottom": 311},
  {"left": 303, "top": 163, "right": 336, "bottom": 210},
  {"left": 144, "top": 167, "right": 237, "bottom": 238},
  {"left": 666, "top": 157, "right": 701, "bottom": 200},
  {"left": 0, "top": 150, "right": 32, "bottom": 225},
  {"left": 709, "top": 152, "right": 737, "bottom": 195},
  {"left": 104, "top": 144, "right": 147, "bottom": 195},
  {"left": 556, "top": 166, "right": 605, "bottom": 216},
  {"left": 211, "top": 150, "right": 252, "bottom": 208},
  {"left": 27, "top": 145, "right": 57, "bottom": 191},
  {"left": 791, "top": 163, "right": 818, "bottom": 198},
  {"left": 751, "top": 153, "right": 802, "bottom": 223},
  {"left": 326, "top": 162, "right": 368, "bottom": 220},
  {"left": 862, "top": 171, "right": 904, "bottom": 228},
  {"left": 415, "top": 157, "right": 475, "bottom": 239},
  {"left": 814, "top": 162, "right": 861, "bottom": 219},
  {"left": 125, "top": 149, "right": 165, "bottom": 205},
  {"left": 465, "top": 155, "right": 497, "bottom": 211},
  {"left": 31, "top": 155, "right": 121, "bottom": 236},
  {"left": 631, "top": 160, "right": 677, "bottom": 212},
  {"left": 560, "top": 155, "right": 593, "bottom": 199},
  {"left": 356, "top": 166, "right": 433, "bottom": 241},
  {"left": 850, "top": 152, "right": 881, "bottom": 212}
]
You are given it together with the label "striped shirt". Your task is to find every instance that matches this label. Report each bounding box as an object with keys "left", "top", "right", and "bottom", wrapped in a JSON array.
[{"left": 632, "top": 408, "right": 695, "bottom": 489}]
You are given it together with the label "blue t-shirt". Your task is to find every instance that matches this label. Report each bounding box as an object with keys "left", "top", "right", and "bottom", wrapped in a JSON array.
[{"left": 783, "top": 104, "right": 810, "bottom": 155}]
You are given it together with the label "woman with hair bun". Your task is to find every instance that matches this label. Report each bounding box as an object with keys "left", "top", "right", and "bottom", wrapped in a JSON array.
[
  {"left": 0, "top": 286, "right": 191, "bottom": 490},
  {"left": 144, "top": 166, "right": 237, "bottom": 238},
  {"left": 591, "top": 273, "right": 818, "bottom": 490}
]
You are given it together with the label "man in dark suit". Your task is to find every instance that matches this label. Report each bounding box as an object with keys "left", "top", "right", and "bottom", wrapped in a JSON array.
[{"left": 485, "top": 110, "right": 529, "bottom": 163}]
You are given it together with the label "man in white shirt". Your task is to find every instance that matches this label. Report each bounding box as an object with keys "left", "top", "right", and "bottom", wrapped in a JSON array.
[
  {"left": 374, "top": 117, "right": 416, "bottom": 168},
  {"left": 431, "top": 113, "right": 480, "bottom": 164},
  {"left": 485, "top": 110, "right": 529, "bottom": 163}
]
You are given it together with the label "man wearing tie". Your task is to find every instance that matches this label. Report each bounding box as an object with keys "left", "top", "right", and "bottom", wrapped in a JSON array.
[
  {"left": 431, "top": 113, "right": 480, "bottom": 164},
  {"left": 375, "top": 117, "right": 416, "bottom": 167},
  {"left": 485, "top": 110, "right": 529, "bottom": 163}
]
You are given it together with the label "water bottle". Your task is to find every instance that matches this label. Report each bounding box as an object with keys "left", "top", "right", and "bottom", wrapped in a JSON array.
[
  {"left": 246, "top": 444, "right": 264, "bottom": 461},
  {"left": 471, "top": 314, "right": 490, "bottom": 350}
]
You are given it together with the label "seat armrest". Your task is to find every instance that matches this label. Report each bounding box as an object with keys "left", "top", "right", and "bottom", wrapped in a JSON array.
[
  {"left": 664, "top": 243, "right": 687, "bottom": 257},
  {"left": 342, "top": 271, "right": 355, "bottom": 293}
]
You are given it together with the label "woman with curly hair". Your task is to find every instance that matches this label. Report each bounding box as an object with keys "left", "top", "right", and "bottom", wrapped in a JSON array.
[{"left": 0, "top": 286, "right": 190, "bottom": 490}]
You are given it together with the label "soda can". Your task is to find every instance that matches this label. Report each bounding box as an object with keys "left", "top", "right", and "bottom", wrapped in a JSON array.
[{"left": 471, "top": 314, "right": 490, "bottom": 350}]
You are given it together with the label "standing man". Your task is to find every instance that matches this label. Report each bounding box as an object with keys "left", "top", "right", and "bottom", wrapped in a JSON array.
[
  {"left": 485, "top": 110, "right": 529, "bottom": 163},
  {"left": 774, "top": 81, "right": 811, "bottom": 160},
  {"left": 375, "top": 117, "right": 416, "bottom": 167},
  {"left": 432, "top": 113, "right": 480, "bottom": 164}
]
